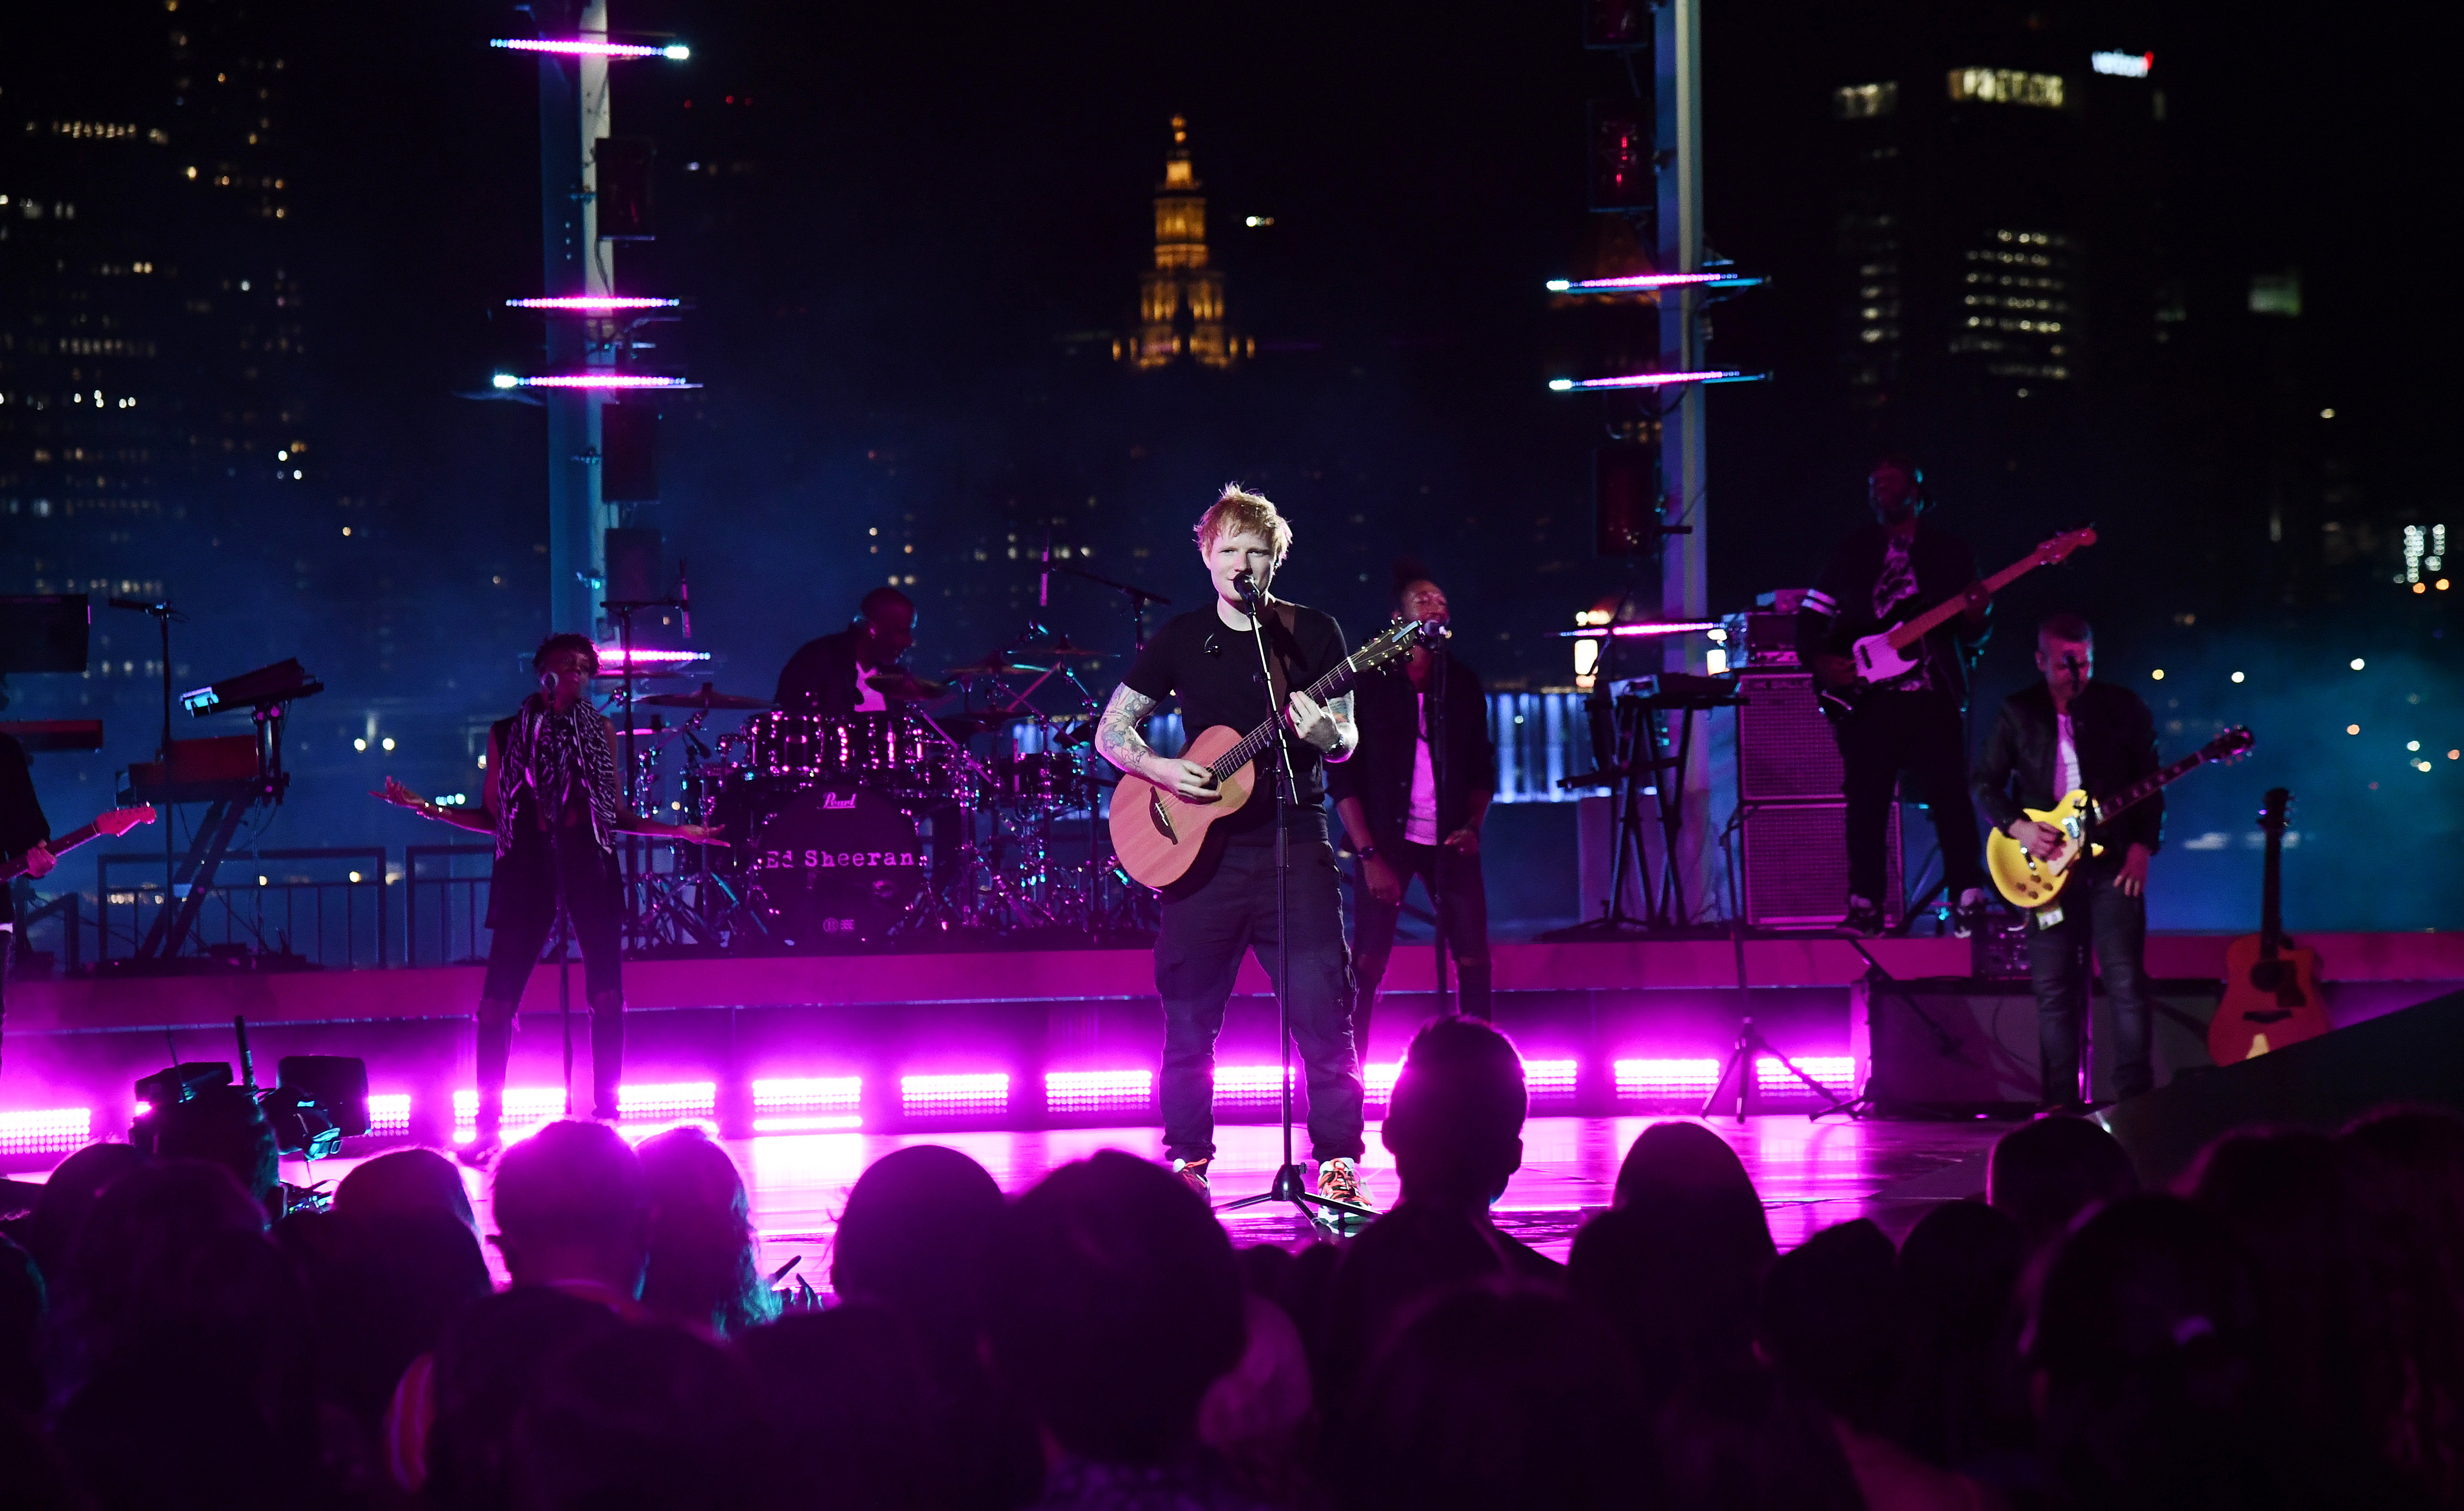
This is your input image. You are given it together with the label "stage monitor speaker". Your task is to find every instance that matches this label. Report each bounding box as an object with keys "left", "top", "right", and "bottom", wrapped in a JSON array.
[
  {"left": 2101, "top": 988, "right": 2464, "bottom": 1185},
  {"left": 1860, "top": 976, "right": 2222, "bottom": 1115},
  {"left": 1740, "top": 802, "right": 1900, "bottom": 927},
  {"left": 0, "top": 595, "right": 91, "bottom": 674},
  {"left": 1586, "top": 99, "right": 1654, "bottom": 211},
  {"left": 594, "top": 137, "right": 654, "bottom": 240},
  {"left": 603, "top": 528, "right": 664, "bottom": 605},
  {"left": 602, "top": 402, "right": 658, "bottom": 502},
  {"left": 1594, "top": 443, "right": 1662, "bottom": 557},
  {"left": 1736, "top": 672, "right": 1843, "bottom": 801}
]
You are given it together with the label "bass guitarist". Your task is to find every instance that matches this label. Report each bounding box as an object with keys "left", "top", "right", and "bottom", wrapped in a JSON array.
[
  {"left": 1094, "top": 486, "right": 1370, "bottom": 1210},
  {"left": 1795, "top": 456, "right": 1992, "bottom": 936},
  {"left": 1973, "top": 613, "right": 2162, "bottom": 1112}
]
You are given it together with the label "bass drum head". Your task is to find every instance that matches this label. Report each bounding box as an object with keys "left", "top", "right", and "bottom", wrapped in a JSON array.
[{"left": 745, "top": 785, "right": 927, "bottom": 945}]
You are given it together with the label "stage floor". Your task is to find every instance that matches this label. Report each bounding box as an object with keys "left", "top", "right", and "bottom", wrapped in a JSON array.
[{"left": 190, "top": 1112, "right": 2003, "bottom": 1284}]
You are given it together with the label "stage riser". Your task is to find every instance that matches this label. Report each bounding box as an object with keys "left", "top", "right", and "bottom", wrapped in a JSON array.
[{"left": 1858, "top": 980, "right": 2224, "bottom": 1113}]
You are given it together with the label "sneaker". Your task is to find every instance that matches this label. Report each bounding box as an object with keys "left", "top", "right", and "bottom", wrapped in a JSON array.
[
  {"left": 1171, "top": 1157, "right": 1212, "bottom": 1201},
  {"left": 1949, "top": 888, "right": 1988, "bottom": 939},
  {"left": 457, "top": 1132, "right": 504, "bottom": 1171},
  {"left": 1317, "top": 1157, "right": 1373, "bottom": 1212},
  {"left": 1838, "top": 897, "right": 1885, "bottom": 937}
]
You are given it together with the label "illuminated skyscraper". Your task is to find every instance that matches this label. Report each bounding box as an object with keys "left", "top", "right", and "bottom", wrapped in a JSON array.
[{"left": 1124, "top": 116, "right": 1242, "bottom": 370}]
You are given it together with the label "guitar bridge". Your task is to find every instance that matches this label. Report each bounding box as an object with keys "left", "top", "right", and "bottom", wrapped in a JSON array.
[{"left": 1147, "top": 792, "right": 1178, "bottom": 844}]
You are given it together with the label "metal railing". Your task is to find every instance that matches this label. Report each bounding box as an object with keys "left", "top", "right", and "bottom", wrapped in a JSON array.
[
  {"left": 404, "top": 844, "right": 496, "bottom": 967},
  {"left": 8, "top": 889, "right": 80, "bottom": 974},
  {"left": 96, "top": 847, "right": 388, "bottom": 969}
]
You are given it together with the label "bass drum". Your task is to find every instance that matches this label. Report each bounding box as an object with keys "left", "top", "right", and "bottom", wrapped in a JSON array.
[{"left": 745, "top": 785, "right": 928, "bottom": 945}]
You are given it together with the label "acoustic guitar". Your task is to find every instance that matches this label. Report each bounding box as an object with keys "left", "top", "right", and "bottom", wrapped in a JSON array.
[
  {"left": 0, "top": 805, "right": 158, "bottom": 881},
  {"left": 1110, "top": 616, "right": 1445, "bottom": 890},
  {"left": 1986, "top": 726, "right": 2254, "bottom": 909},
  {"left": 2209, "top": 787, "right": 2328, "bottom": 1065},
  {"left": 1821, "top": 526, "right": 2098, "bottom": 719}
]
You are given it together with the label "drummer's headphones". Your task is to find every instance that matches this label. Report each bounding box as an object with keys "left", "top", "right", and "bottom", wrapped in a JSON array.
[{"left": 1870, "top": 455, "right": 1931, "bottom": 517}]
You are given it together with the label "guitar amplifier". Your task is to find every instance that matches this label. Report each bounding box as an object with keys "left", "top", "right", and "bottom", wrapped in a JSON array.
[
  {"left": 1740, "top": 802, "right": 1901, "bottom": 927},
  {"left": 1859, "top": 976, "right": 2221, "bottom": 1113},
  {"left": 1737, "top": 672, "right": 1844, "bottom": 802}
]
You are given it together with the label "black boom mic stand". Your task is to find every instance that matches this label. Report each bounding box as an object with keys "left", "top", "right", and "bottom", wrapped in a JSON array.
[{"left": 1218, "top": 571, "right": 1372, "bottom": 1234}]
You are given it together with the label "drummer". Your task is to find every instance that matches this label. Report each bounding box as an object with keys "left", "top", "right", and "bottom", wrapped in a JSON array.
[{"left": 774, "top": 586, "right": 917, "bottom": 714}]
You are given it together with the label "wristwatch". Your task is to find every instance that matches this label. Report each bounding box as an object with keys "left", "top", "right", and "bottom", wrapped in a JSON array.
[{"left": 1355, "top": 845, "right": 1379, "bottom": 862}]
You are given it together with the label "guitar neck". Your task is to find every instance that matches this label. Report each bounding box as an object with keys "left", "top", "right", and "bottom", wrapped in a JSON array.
[
  {"left": 3, "top": 821, "right": 99, "bottom": 880},
  {"left": 2259, "top": 832, "right": 2285, "bottom": 960},
  {"left": 1209, "top": 658, "right": 1364, "bottom": 780},
  {"left": 2091, "top": 749, "right": 2209, "bottom": 825},
  {"left": 1886, "top": 551, "right": 2042, "bottom": 650}
]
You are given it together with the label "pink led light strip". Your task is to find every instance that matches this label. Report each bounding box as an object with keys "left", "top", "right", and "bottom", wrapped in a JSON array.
[
  {"left": 490, "top": 38, "right": 691, "bottom": 60},
  {"left": 506, "top": 296, "right": 682, "bottom": 311}
]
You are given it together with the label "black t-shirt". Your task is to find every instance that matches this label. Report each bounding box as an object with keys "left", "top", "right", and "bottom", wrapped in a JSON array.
[{"left": 1122, "top": 603, "right": 1348, "bottom": 843}]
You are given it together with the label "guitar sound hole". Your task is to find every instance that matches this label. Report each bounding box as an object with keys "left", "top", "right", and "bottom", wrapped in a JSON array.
[{"left": 2250, "top": 961, "right": 2282, "bottom": 992}]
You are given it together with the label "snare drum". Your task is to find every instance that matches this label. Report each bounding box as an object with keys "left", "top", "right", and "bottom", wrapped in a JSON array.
[{"left": 747, "top": 712, "right": 832, "bottom": 779}]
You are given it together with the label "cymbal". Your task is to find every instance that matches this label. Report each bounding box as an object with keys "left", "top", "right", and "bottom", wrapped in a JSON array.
[
  {"left": 641, "top": 683, "right": 772, "bottom": 711},
  {"left": 944, "top": 659, "right": 1049, "bottom": 679},
  {"left": 865, "top": 670, "right": 949, "bottom": 701},
  {"left": 935, "top": 710, "right": 1035, "bottom": 739}
]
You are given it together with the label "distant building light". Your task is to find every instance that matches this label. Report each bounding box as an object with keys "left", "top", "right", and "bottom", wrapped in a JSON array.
[
  {"left": 1243, "top": 215, "right": 1274, "bottom": 227},
  {"left": 2351, "top": 658, "right": 2367, "bottom": 671},
  {"left": 1550, "top": 370, "right": 1761, "bottom": 391},
  {"left": 490, "top": 38, "right": 690, "bottom": 60},
  {"left": 1947, "top": 67, "right": 2066, "bottom": 108},
  {"left": 2151, "top": 669, "right": 2164, "bottom": 680},
  {"left": 1833, "top": 81, "right": 1899, "bottom": 119},
  {"left": 2231, "top": 671, "right": 2246, "bottom": 683},
  {"left": 2250, "top": 271, "right": 2302, "bottom": 318},
  {"left": 2090, "top": 51, "right": 2154, "bottom": 78},
  {"left": 506, "top": 296, "right": 682, "bottom": 311},
  {"left": 494, "top": 374, "right": 699, "bottom": 390}
]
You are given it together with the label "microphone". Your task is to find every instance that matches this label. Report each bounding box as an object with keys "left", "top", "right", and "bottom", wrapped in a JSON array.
[
  {"left": 1232, "top": 569, "right": 1262, "bottom": 613},
  {"left": 678, "top": 559, "right": 692, "bottom": 640},
  {"left": 1039, "top": 534, "right": 1052, "bottom": 609}
]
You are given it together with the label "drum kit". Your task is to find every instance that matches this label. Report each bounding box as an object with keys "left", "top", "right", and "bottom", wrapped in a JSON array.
[{"left": 603, "top": 629, "right": 1159, "bottom": 952}]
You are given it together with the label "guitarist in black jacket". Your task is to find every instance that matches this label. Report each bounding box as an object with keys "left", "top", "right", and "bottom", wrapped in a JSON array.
[
  {"left": 1794, "top": 458, "right": 1993, "bottom": 936},
  {"left": 1972, "top": 613, "right": 2163, "bottom": 1110}
]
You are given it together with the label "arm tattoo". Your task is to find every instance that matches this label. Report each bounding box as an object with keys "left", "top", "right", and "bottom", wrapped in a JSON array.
[
  {"left": 1096, "top": 686, "right": 1159, "bottom": 776},
  {"left": 1324, "top": 691, "right": 1358, "bottom": 762}
]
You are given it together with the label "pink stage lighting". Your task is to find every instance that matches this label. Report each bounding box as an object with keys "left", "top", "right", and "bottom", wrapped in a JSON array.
[
  {"left": 901, "top": 1073, "right": 1009, "bottom": 1119},
  {"left": 366, "top": 1093, "right": 413, "bottom": 1137},
  {"left": 1213, "top": 1065, "right": 1296, "bottom": 1111},
  {"left": 1546, "top": 272, "right": 1764, "bottom": 293},
  {"left": 1562, "top": 620, "right": 1724, "bottom": 640},
  {"left": 490, "top": 38, "right": 692, "bottom": 60},
  {"left": 1045, "top": 1070, "right": 1153, "bottom": 1117},
  {"left": 591, "top": 646, "right": 713, "bottom": 670},
  {"left": 1549, "top": 371, "right": 1754, "bottom": 392},
  {"left": 506, "top": 296, "right": 683, "bottom": 311},
  {"left": 1523, "top": 1059, "right": 1581, "bottom": 1104},
  {"left": 0, "top": 1106, "right": 92, "bottom": 1158},
  {"left": 617, "top": 1082, "right": 717, "bottom": 1120},
  {"left": 752, "top": 1076, "right": 862, "bottom": 1132},
  {"left": 1615, "top": 1058, "right": 1724, "bottom": 1101},
  {"left": 452, "top": 1087, "right": 571, "bottom": 1142},
  {"left": 492, "top": 373, "right": 699, "bottom": 390}
]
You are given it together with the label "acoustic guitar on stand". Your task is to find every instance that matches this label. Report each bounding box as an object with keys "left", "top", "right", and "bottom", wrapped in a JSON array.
[
  {"left": 1986, "top": 726, "right": 2254, "bottom": 909},
  {"left": 0, "top": 805, "right": 158, "bottom": 881},
  {"left": 2208, "top": 787, "right": 2328, "bottom": 1065},
  {"left": 1819, "top": 526, "right": 2098, "bottom": 719},
  {"left": 1110, "top": 616, "right": 1446, "bottom": 890}
]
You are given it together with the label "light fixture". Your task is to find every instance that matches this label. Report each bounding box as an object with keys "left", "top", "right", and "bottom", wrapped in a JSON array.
[
  {"left": 1549, "top": 370, "right": 1762, "bottom": 391},
  {"left": 490, "top": 38, "right": 690, "bottom": 60},
  {"left": 2351, "top": 658, "right": 2367, "bottom": 670},
  {"left": 492, "top": 373, "right": 699, "bottom": 390},
  {"left": 1546, "top": 272, "right": 1765, "bottom": 293},
  {"left": 2231, "top": 671, "right": 2246, "bottom": 683},
  {"left": 2347, "top": 724, "right": 2361, "bottom": 735},
  {"left": 1559, "top": 620, "right": 1725, "bottom": 639},
  {"left": 505, "top": 296, "right": 682, "bottom": 311},
  {"left": 2150, "top": 669, "right": 2164, "bottom": 680}
]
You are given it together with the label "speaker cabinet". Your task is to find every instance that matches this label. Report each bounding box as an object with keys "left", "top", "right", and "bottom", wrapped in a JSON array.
[
  {"left": 1740, "top": 803, "right": 1900, "bottom": 927},
  {"left": 1737, "top": 672, "right": 1844, "bottom": 802}
]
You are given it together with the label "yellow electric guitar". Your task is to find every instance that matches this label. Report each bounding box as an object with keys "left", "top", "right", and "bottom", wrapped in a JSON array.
[
  {"left": 1987, "top": 726, "right": 2253, "bottom": 909},
  {"left": 1109, "top": 615, "right": 1445, "bottom": 890}
]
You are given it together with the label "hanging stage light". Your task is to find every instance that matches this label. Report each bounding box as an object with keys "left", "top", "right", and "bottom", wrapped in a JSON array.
[
  {"left": 491, "top": 374, "right": 699, "bottom": 390},
  {"left": 1547, "top": 272, "right": 1766, "bottom": 293},
  {"left": 505, "top": 296, "right": 682, "bottom": 311},
  {"left": 1548, "top": 370, "right": 1762, "bottom": 391}
]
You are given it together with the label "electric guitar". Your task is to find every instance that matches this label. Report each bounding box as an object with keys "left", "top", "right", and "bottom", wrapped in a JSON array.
[
  {"left": 1819, "top": 526, "right": 2098, "bottom": 719},
  {"left": 1110, "top": 616, "right": 1446, "bottom": 890},
  {"left": 0, "top": 805, "right": 158, "bottom": 881},
  {"left": 2209, "top": 787, "right": 2328, "bottom": 1066},
  {"left": 1986, "top": 726, "right": 2254, "bottom": 909}
]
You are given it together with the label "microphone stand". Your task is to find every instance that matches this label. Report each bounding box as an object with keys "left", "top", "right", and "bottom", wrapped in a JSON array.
[
  {"left": 1426, "top": 636, "right": 1452, "bottom": 1019},
  {"left": 1218, "top": 579, "right": 1371, "bottom": 1234},
  {"left": 109, "top": 598, "right": 183, "bottom": 941}
]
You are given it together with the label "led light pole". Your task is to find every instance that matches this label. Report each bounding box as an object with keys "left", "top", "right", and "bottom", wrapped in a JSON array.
[{"left": 1656, "top": 0, "right": 1713, "bottom": 909}]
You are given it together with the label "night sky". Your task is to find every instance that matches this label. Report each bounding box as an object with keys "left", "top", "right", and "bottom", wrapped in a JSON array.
[{"left": 7, "top": 0, "right": 2458, "bottom": 932}]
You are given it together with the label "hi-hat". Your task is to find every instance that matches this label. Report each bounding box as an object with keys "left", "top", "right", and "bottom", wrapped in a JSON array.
[{"left": 641, "top": 683, "right": 771, "bottom": 711}]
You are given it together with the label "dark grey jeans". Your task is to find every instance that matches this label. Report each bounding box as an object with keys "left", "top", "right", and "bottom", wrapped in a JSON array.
[
  {"left": 2027, "top": 859, "right": 2152, "bottom": 1107},
  {"left": 1157, "top": 839, "right": 1364, "bottom": 1166}
]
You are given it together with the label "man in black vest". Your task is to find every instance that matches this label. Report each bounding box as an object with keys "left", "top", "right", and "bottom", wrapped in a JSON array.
[
  {"left": 1333, "top": 569, "right": 1496, "bottom": 1049},
  {"left": 1795, "top": 457, "right": 1992, "bottom": 936},
  {"left": 1973, "top": 613, "right": 2162, "bottom": 1111},
  {"left": 774, "top": 586, "right": 917, "bottom": 715}
]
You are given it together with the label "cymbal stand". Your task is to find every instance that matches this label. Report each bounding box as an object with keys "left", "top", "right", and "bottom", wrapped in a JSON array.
[{"left": 903, "top": 707, "right": 1047, "bottom": 933}]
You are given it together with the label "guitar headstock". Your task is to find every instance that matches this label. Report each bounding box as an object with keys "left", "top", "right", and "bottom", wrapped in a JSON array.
[
  {"left": 97, "top": 805, "right": 157, "bottom": 837},
  {"left": 1353, "top": 616, "right": 1448, "bottom": 676},
  {"left": 2033, "top": 526, "right": 2098, "bottom": 566},
  {"left": 2256, "top": 787, "right": 2292, "bottom": 834},
  {"left": 2200, "top": 726, "right": 2256, "bottom": 765}
]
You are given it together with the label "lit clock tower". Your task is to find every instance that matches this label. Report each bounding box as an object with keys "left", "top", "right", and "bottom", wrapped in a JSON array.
[{"left": 1126, "top": 116, "right": 1240, "bottom": 370}]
